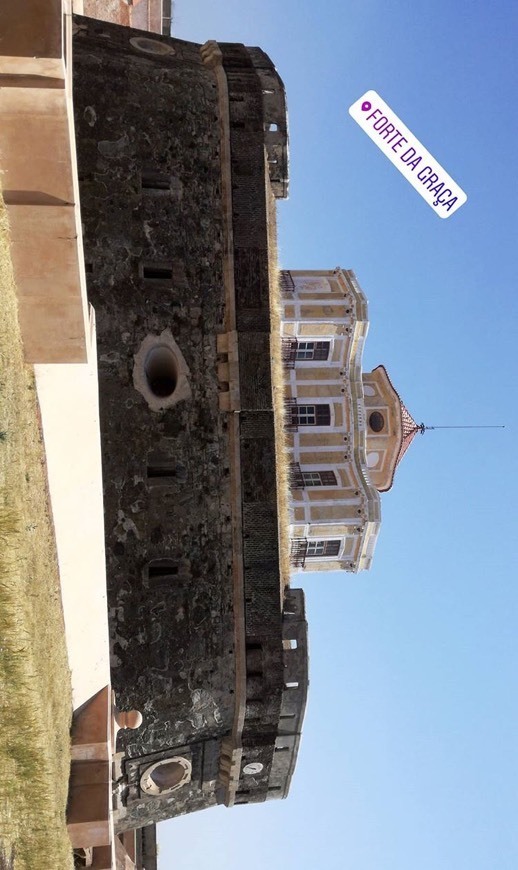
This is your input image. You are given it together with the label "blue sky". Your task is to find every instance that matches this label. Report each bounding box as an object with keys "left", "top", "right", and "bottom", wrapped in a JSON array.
[{"left": 160, "top": 3, "right": 518, "bottom": 868}]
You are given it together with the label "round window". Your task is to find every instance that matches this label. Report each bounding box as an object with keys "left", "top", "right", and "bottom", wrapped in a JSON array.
[
  {"left": 243, "top": 762, "right": 264, "bottom": 775},
  {"left": 129, "top": 37, "right": 176, "bottom": 57},
  {"left": 140, "top": 756, "right": 191, "bottom": 796},
  {"left": 145, "top": 346, "right": 178, "bottom": 398},
  {"left": 150, "top": 761, "right": 186, "bottom": 790},
  {"left": 368, "top": 411, "right": 385, "bottom": 432}
]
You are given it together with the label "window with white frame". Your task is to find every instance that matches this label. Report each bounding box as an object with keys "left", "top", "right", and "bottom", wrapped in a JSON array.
[
  {"left": 306, "top": 539, "right": 341, "bottom": 558},
  {"left": 297, "top": 405, "right": 315, "bottom": 425},
  {"left": 295, "top": 404, "right": 331, "bottom": 426},
  {"left": 302, "top": 471, "right": 337, "bottom": 487},
  {"left": 295, "top": 341, "right": 330, "bottom": 361}
]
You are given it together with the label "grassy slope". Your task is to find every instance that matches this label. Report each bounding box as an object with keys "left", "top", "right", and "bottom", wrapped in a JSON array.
[{"left": 0, "top": 198, "right": 73, "bottom": 869}]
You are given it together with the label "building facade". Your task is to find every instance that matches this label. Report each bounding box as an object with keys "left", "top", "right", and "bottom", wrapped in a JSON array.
[{"left": 281, "top": 268, "right": 420, "bottom": 573}]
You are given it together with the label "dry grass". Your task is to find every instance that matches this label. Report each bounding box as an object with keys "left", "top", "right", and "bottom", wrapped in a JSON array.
[
  {"left": 0, "top": 842, "right": 16, "bottom": 870},
  {"left": 0, "top": 197, "right": 73, "bottom": 869},
  {"left": 265, "top": 175, "right": 292, "bottom": 592}
]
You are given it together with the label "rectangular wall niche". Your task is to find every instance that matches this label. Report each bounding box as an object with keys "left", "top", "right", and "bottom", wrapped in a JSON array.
[
  {"left": 146, "top": 456, "right": 188, "bottom": 486},
  {"left": 147, "top": 461, "right": 177, "bottom": 482},
  {"left": 141, "top": 169, "right": 172, "bottom": 193},
  {"left": 147, "top": 561, "right": 179, "bottom": 585},
  {"left": 140, "top": 263, "right": 173, "bottom": 283}
]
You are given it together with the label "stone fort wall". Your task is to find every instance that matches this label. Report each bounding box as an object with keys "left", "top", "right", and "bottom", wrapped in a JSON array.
[{"left": 73, "top": 17, "right": 307, "bottom": 829}]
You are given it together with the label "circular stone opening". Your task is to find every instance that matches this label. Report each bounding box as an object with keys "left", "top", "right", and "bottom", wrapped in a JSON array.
[
  {"left": 129, "top": 36, "right": 176, "bottom": 56},
  {"left": 368, "top": 411, "right": 385, "bottom": 433},
  {"left": 243, "top": 762, "right": 264, "bottom": 776},
  {"left": 140, "top": 756, "right": 192, "bottom": 796},
  {"left": 145, "top": 346, "right": 178, "bottom": 398},
  {"left": 150, "top": 761, "right": 186, "bottom": 791}
]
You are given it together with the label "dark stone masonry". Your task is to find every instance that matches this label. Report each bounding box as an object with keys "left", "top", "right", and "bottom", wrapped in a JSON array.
[{"left": 73, "top": 17, "right": 308, "bottom": 829}]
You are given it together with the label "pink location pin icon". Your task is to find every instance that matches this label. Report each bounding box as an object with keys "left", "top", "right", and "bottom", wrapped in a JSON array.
[{"left": 361, "top": 101, "right": 371, "bottom": 112}]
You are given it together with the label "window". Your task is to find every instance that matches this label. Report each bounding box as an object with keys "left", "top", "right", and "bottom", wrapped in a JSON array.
[
  {"left": 301, "top": 471, "right": 337, "bottom": 487},
  {"left": 294, "top": 404, "right": 331, "bottom": 426},
  {"left": 295, "top": 341, "right": 330, "bottom": 362},
  {"left": 297, "top": 405, "right": 315, "bottom": 425},
  {"left": 369, "top": 411, "right": 385, "bottom": 432},
  {"left": 306, "top": 539, "right": 341, "bottom": 558},
  {"left": 291, "top": 464, "right": 337, "bottom": 489}
]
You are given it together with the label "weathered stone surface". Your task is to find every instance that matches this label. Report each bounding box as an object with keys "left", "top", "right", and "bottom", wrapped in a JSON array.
[
  {"left": 74, "top": 10, "right": 232, "bottom": 769},
  {"left": 73, "top": 17, "right": 308, "bottom": 829}
]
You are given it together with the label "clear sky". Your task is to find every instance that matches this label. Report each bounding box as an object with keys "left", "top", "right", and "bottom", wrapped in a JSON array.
[{"left": 160, "top": 3, "right": 518, "bottom": 868}]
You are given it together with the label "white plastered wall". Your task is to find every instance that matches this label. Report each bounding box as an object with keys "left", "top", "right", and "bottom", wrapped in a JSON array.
[{"left": 34, "top": 309, "right": 110, "bottom": 710}]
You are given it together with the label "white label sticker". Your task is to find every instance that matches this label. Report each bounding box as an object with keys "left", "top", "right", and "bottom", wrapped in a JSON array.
[{"left": 349, "top": 90, "right": 467, "bottom": 218}]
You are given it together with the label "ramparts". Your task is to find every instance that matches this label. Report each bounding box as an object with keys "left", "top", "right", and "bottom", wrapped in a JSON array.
[{"left": 73, "top": 17, "right": 307, "bottom": 829}]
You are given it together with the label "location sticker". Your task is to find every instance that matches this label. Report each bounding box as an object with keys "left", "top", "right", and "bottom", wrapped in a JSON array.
[{"left": 349, "top": 90, "right": 467, "bottom": 218}]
